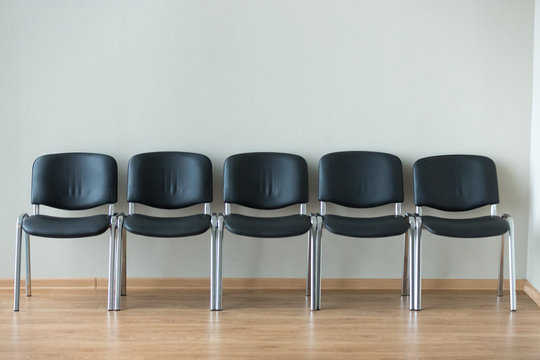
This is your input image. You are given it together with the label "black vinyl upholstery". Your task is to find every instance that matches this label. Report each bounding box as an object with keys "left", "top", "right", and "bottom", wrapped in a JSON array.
[
  {"left": 25, "top": 153, "right": 117, "bottom": 238},
  {"left": 31, "top": 153, "right": 117, "bottom": 210},
  {"left": 225, "top": 214, "right": 311, "bottom": 238},
  {"left": 223, "top": 152, "right": 310, "bottom": 238},
  {"left": 124, "top": 214, "right": 211, "bottom": 238},
  {"left": 421, "top": 216, "right": 509, "bottom": 238},
  {"left": 324, "top": 215, "right": 410, "bottom": 238},
  {"left": 319, "top": 151, "right": 404, "bottom": 208},
  {"left": 224, "top": 152, "right": 308, "bottom": 210},
  {"left": 414, "top": 155, "right": 507, "bottom": 239},
  {"left": 124, "top": 152, "right": 213, "bottom": 237},
  {"left": 127, "top": 152, "right": 212, "bottom": 209},
  {"left": 413, "top": 155, "right": 499, "bottom": 211},
  {"left": 319, "top": 151, "right": 408, "bottom": 238},
  {"left": 23, "top": 215, "right": 111, "bottom": 238}
]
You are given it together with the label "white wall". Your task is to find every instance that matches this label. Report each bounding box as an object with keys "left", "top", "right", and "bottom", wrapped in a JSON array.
[
  {"left": 0, "top": 0, "right": 534, "bottom": 280},
  {"left": 528, "top": 0, "right": 540, "bottom": 289}
]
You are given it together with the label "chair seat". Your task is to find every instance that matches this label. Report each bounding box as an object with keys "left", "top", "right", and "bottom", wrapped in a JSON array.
[
  {"left": 324, "top": 215, "right": 410, "bottom": 238},
  {"left": 224, "top": 214, "right": 312, "bottom": 238},
  {"left": 124, "top": 214, "right": 211, "bottom": 238},
  {"left": 22, "top": 215, "right": 111, "bottom": 238},
  {"left": 422, "top": 215, "right": 510, "bottom": 238}
]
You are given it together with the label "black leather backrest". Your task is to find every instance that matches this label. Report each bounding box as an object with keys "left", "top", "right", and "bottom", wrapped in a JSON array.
[
  {"left": 127, "top": 152, "right": 213, "bottom": 209},
  {"left": 319, "top": 151, "right": 404, "bottom": 208},
  {"left": 413, "top": 155, "right": 499, "bottom": 211},
  {"left": 223, "top": 152, "right": 309, "bottom": 209},
  {"left": 31, "top": 153, "right": 117, "bottom": 210}
]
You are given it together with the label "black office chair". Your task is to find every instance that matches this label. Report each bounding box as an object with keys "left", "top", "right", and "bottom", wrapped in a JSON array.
[
  {"left": 211, "top": 152, "right": 314, "bottom": 310},
  {"left": 14, "top": 153, "right": 118, "bottom": 311},
  {"left": 310, "top": 151, "right": 415, "bottom": 310},
  {"left": 114, "top": 152, "right": 214, "bottom": 310},
  {"left": 412, "top": 155, "right": 516, "bottom": 311}
]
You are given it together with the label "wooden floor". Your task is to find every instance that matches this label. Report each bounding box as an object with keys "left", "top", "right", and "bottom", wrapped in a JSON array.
[{"left": 2, "top": 288, "right": 540, "bottom": 359}]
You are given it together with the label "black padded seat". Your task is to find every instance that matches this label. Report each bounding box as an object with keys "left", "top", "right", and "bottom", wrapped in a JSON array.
[
  {"left": 123, "top": 214, "right": 211, "bottom": 238},
  {"left": 224, "top": 214, "right": 312, "bottom": 238},
  {"left": 421, "top": 216, "right": 510, "bottom": 238},
  {"left": 324, "top": 215, "right": 410, "bottom": 238},
  {"left": 22, "top": 215, "right": 111, "bottom": 238}
]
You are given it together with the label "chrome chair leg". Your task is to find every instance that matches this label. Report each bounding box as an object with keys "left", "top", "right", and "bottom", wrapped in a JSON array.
[
  {"left": 121, "top": 226, "right": 127, "bottom": 297},
  {"left": 107, "top": 215, "right": 117, "bottom": 311},
  {"left": 114, "top": 216, "right": 124, "bottom": 311},
  {"left": 408, "top": 216, "right": 416, "bottom": 310},
  {"left": 25, "top": 232, "right": 31, "bottom": 297},
  {"left": 503, "top": 214, "right": 516, "bottom": 311},
  {"left": 14, "top": 214, "right": 27, "bottom": 311},
  {"left": 210, "top": 214, "right": 218, "bottom": 310},
  {"left": 498, "top": 234, "right": 504, "bottom": 297},
  {"left": 306, "top": 221, "right": 313, "bottom": 297},
  {"left": 411, "top": 217, "right": 422, "bottom": 311},
  {"left": 211, "top": 214, "right": 223, "bottom": 311},
  {"left": 401, "top": 225, "right": 411, "bottom": 297},
  {"left": 310, "top": 215, "right": 322, "bottom": 311}
]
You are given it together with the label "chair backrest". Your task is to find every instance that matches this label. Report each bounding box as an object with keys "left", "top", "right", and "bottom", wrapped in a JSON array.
[
  {"left": 127, "top": 152, "right": 213, "bottom": 209},
  {"left": 223, "top": 152, "right": 309, "bottom": 210},
  {"left": 319, "top": 151, "right": 404, "bottom": 208},
  {"left": 413, "top": 155, "right": 499, "bottom": 211},
  {"left": 31, "top": 153, "right": 117, "bottom": 210}
]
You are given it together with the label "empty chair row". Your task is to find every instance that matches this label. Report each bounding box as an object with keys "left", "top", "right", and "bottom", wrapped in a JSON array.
[{"left": 13, "top": 151, "right": 516, "bottom": 313}]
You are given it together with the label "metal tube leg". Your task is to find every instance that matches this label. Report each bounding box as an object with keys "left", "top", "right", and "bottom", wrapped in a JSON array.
[
  {"left": 25, "top": 232, "right": 31, "bottom": 297},
  {"left": 14, "top": 214, "right": 26, "bottom": 311},
  {"left": 503, "top": 215, "right": 516, "bottom": 311},
  {"left": 412, "top": 217, "right": 422, "bottom": 311},
  {"left": 310, "top": 215, "right": 322, "bottom": 311},
  {"left": 306, "top": 224, "right": 312, "bottom": 297},
  {"left": 210, "top": 215, "right": 218, "bottom": 310},
  {"left": 121, "top": 226, "right": 127, "bottom": 297},
  {"left": 107, "top": 216, "right": 117, "bottom": 311},
  {"left": 211, "top": 215, "right": 223, "bottom": 311},
  {"left": 401, "top": 227, "right": 410, "bottom": 296},
  {"left": 498, "top": 234, "right": 504, "bottom": 297},
  {"left": 114, "top": 216, "right": 124, "bottom": 311},
  {"left": 408, "top": 217, "right": 416, "bottom": 310}
]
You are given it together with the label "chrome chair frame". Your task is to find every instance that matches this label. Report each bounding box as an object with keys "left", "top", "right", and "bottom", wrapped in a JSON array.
[
  {"left": 114, "top": 202, "right": 216, "bottom": 311},
  {"left": 14, "top": 204, "right": 118, "bottom": 311},
  {"left": 411, "top": 204, "right": 516, "bottom": 311},
  {"left": 211, "top": 203, "right": 316, "bottom": 311},
  {"left": 309, "top": 202, "right": 416, "bottom": 311}
]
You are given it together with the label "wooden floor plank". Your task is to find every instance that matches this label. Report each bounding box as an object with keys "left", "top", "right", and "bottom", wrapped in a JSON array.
[{"left": 1, "top": 288, "right": 539, "bottom": 359}]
